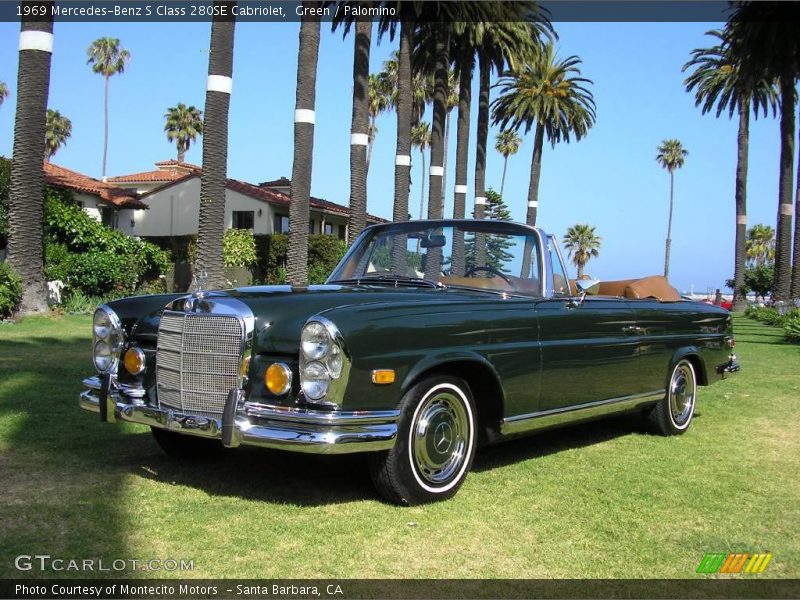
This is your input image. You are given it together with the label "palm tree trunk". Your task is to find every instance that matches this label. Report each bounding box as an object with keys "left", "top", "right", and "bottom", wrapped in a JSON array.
[
  {"left": 500, "top": 156, "right": 508, "bottom": 198},
  {"left": 733, "top": 101, "right": 749, "bottom": 310},
  {"left": 441, "top": 110, "right": 451, "bottom": 217},
  {"left": 366, "top": 115, "right": 375, "bottom": 173},
  {"left": 347, "top": 16, "right": 371, "bottom": 245},
  {"left": 390, "top": 20, "right": 412, "bottom": 274},
  {"left": 419, "top": 147, "right": 426, "bottom": 219},
  {"left": 178, "top": 146, "right": 185, "bottom": 163},
  {"left": 664, "top": 170, "right": 674, "bottom": 279},
  {"left": 773, "top": 73, "right": 795, "bottom": 301},
  {"left": 424, "top": 30, "right": 449, "bottom": 281},
  {"left": 526, "top": 122, "right": 545, "bottom": 226},
  {"left": 102, "top": 75, "right": 109, "bottom": 179},
  {"left": 287, "top": 2, "right": 320, "bottom": 286},
  {"left": 195, "top": 3, "right": 236, "bottom": 291},
  {"left": 473, "top": 54, "right": 490, "bottom": 268},
  {"left": 791, "top": 103, "right": 800, "bottom": 300},
  {"left": 7, "top": 5, "right": 54, "bottom": 314},
  {"left": 451, "top": 47, "right": 472, "bottom": 277}
]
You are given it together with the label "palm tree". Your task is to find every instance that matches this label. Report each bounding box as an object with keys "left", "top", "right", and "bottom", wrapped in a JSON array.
[
  {"left": 495, "top": 129, "right": 522, "bottom": 197},
  {"left": 332, "top": 6, "right": 372, "bottom": 245},
  {"left": 195, "top": 4, "right": 236, "bottom": 291},
  {"left": 725, "top": 3, "right": 800, "bottom": 301},
  {"left": 44, "top": 109, "right": 72, "bottom": 161},
  {"left": 746, "top": 224, "right": 775, "bottom": 267},
  {"left": 683, "top": 28, "right": 777, "bottom": 310},
  {"left": 86, "top": 37, "right": 130, "bottom": 179},
  {"left": 0, "top": 82, "right": 8, "bottom": 107},
  {"left": 492, "top": 43, "right": 595, "bottom": 227},
  {"left": 563, "top": 223, "right": 601, "bottom": 279},
  {"left": 655, "top": 139, "right": 688, "bottom": 280},
  {"left": 164, "top": 103, "right": 203, "bottom": 163},
  {"left": 411, "top": 120, "right": 430, "bottom": 220},
  {"left": 473, "top": 15, "right": 553, "bottom": 226},
  {"left": 367, "top": 73, "right": 391, "bottom": 169},
  {"left": 287, "top": 2, "right": 321, "bottom": 285},
  {"left": 7, "top": 5, "right": 54, "bottom": 313}
]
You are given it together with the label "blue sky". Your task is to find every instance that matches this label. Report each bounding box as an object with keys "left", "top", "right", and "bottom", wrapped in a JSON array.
[{"left": 0, "top": 18, "right": 794, "bottom": 295}]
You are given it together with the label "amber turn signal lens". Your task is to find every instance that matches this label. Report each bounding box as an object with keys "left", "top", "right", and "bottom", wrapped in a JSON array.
[
  {"left": 371, "top": 369, "right": 395, "bottom": 385},
  {"left": 123, "top": 347, "right": 145, "bottom": 375},
  {"left": 265, "top": 362, "right": 292, "bottom": 395}
]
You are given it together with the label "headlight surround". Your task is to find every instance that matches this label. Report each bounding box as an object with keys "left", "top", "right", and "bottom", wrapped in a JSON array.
[
  {"left": 92, "top": 306, "right": 124, "bottom": 374},
  {"left": 299, "top": 317, "right": 349, "bottom": 406}
]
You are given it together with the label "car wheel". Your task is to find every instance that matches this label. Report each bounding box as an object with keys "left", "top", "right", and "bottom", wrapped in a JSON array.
[
  {"left": 368, "top": 376, "right": 477, "bottom": 506},
  {"left": 647, "top": 359, "right": 697, "bottom": 435},
  {"left": 150, "top": 427, "right": 224, "bottom": 459}
]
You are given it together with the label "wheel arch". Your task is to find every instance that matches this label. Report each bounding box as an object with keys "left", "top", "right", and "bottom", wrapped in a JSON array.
[
  {"left": 402, "top": 354, "right": 506, "bottom": 446},
  {"left": 670, "top": 347, "right": 708, "bottom": 386}
]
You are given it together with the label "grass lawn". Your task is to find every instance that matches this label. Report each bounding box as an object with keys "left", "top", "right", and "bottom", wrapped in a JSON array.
[{"left": 0, "top": 313, "right": 798, "bottom": 579}]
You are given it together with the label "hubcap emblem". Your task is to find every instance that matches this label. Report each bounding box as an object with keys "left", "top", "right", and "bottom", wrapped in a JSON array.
[{"left": 434, "top": 422, "right": 453, "bottom": 453}]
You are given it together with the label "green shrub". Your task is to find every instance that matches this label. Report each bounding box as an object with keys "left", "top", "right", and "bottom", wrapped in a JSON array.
[
  {"left": 44, "top": 195, "right": 169, "bottom": 284},
  {"left": 0, "top": 262, "right": 23, "bottom": 318},
  {"left": 223, "top": 228, "right": 257, "bottom": 267},
  {"left": 43, "top": 240, "right": 71, "bottom": 282},
  {"left": 60, "top": 289, "right": 106, "bottom": 314},
  {"left": 308, "top": 234, "right": 348, "bottom": 283},
  {"left": 784, "top": 316, "right": 800, "bottom": 343},
  {"left": 65, "top": 251, "right": 139, "bottom": 297}
]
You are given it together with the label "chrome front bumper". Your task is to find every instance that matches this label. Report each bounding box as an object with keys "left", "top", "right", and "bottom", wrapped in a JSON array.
[{"left": 79, "top": 376, "right": 398, "bottom": 454}]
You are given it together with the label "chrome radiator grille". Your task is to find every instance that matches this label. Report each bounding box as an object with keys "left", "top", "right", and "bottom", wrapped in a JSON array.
[{"left": 156, "top": 310, "right": 244, "bottom": 417}]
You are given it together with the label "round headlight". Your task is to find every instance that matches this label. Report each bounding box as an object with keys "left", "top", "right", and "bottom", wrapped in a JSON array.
[
  {"left": 301, "top": 321, "right": 331, "bottom": 360},
  {"left": 93, "top": 340, "right": 112, "bottom": 372},
  {"left": 93, "top": 309, "right": 112, "bottom": 339},
  {"left": 123, "top": 347, "right": 145, "bottom": 375},
  {"left": 326, "top": 345, "right": 343, "bottom": 379},
  {"left": 301, "top": 361, "right": 330, "bottom": 400}
]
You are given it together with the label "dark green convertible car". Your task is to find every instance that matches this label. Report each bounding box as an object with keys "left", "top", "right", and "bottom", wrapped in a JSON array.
[{"left": 80, "top": 219, "right": 739, "bottom": 505}]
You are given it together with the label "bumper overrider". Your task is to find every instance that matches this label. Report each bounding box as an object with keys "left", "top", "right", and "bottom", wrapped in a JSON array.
[{"left": 79, "top": 375, "right": 398, "bottom": 454}]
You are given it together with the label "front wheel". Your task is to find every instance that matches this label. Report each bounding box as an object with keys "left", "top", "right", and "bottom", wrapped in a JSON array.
[
  {"left": 646, "top": 359, "right": 697, "bottom": 435},
  {"left": 369, "top": 376, "right": 477, "bottom": 505}
]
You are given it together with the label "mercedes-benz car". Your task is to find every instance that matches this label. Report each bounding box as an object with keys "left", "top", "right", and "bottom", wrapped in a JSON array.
[{"left": 80, "top": 219, "right": 739, "bottom": 505}]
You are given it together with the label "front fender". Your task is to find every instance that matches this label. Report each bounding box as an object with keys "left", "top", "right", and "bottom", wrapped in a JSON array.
[{"left": 401, "top": 350, "right": 505, "bottom": 399}]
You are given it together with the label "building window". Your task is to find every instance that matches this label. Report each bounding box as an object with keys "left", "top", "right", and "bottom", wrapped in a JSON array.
[
  {"left": 233, "top": 210, "right": 255, "bottom": 230},
  {"left": 338, "top": 225, "right": 346, "bottom": 241},
  {"left": 324, "top": 223, "right": 334, "bottom": 236},
  {"left": 274, "top": 214, "right": 289, "bottom": 234},
  {"left": 309, "top": 220, "right": 315, "bottom": 234},
  {"left": 100, "top": 207, "right": 116, "bottom": 229}
]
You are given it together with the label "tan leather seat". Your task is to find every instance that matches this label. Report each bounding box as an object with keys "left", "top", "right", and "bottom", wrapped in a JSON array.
[{"left": 596, "top": 276, "right": 680, "bottom": 301}]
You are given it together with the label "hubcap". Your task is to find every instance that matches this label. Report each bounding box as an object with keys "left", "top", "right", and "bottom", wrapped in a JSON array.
[
  {"left": 412, "top": 390, "right": 469, "bottom": 487},
  {"left": 669, "top": 362, "right": 695, "bottom": 426}
]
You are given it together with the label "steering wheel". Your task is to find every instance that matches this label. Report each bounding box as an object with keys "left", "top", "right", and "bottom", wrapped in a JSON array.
[{"left": 465, "top": 266, "right": 513, "bottom": 284}]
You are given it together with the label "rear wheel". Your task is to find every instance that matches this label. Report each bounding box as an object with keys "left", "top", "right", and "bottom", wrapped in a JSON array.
[
  {"left": 369, "top": 376, "right": 477, "bottom": 505},
  {"left": 150, "top": 427, "right": 224, "bottom": 459},
  {"left": 647, "top": 359, "right": 697, "bottom": 435}
]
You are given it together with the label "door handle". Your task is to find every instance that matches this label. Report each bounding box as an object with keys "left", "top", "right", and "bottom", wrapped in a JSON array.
[{"left": 622, "top": 325, "right": 642, "bottom": 334}]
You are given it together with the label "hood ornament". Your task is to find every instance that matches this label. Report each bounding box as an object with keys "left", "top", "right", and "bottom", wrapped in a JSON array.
[{"left": 193, "top": 267, "right": 208, "bottom": 298}]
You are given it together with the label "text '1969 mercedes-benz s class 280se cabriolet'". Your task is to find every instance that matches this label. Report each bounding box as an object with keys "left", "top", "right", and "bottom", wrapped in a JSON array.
[{"left": 80, "top": 219, "right": 739, "bottom": 505}]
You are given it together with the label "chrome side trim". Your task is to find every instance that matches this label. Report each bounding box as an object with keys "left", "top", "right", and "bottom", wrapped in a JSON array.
[
  {"left": 80, "top": 379, "right": 397, "bottom": 455},
  {"left": 501, "top": 390, "right": 665, "bottom": 436}
]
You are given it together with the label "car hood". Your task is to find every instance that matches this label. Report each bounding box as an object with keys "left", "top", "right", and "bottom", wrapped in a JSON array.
[{"left": 110, "top": 284, "right": 504, "bottom": 354}]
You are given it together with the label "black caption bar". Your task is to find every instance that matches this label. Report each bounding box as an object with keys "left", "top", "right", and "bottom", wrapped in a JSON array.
[
  {"left": 2, "top": 579, "right": 800, "bottom": 600},
  {"left": 0, "top": 1, "right": 738, "bottom": 23}
]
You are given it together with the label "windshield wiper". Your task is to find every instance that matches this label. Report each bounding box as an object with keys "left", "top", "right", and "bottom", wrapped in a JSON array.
[{"left": 330, "top": 274, "right": 445, "bottom": 289}]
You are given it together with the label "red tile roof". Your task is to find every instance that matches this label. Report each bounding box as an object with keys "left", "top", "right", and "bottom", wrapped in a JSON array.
[
  {"left": 44, "top": 162, "right": 147, "bottom": 209},
  {"left": 138, "top": 166, "right": 387, "bottom": 222},
  {"left": 107, "top": 160, "right": 201, "bottom": 183}
]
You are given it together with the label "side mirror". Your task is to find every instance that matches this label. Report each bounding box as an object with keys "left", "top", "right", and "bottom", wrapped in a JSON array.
[
  {"left": 568, "top": 278, "right": 601, "bottom": 308},
  {"left": 575, "top": 278, "right": 601, "bottom": 296}
]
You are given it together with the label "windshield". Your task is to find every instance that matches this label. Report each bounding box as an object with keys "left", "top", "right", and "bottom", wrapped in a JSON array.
[{"left": 328, "top": 221, "right": 543, "bottom": 296}]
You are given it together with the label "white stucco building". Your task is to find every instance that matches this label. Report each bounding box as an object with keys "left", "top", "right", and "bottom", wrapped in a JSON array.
[{"left": 106, "top": 161, "right": 384, "bottom": 239}]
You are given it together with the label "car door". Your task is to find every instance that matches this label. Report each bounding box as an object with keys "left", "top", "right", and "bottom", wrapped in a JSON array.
[{"left": 534, "top": 296, "right": 640, "bottom": 412}]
